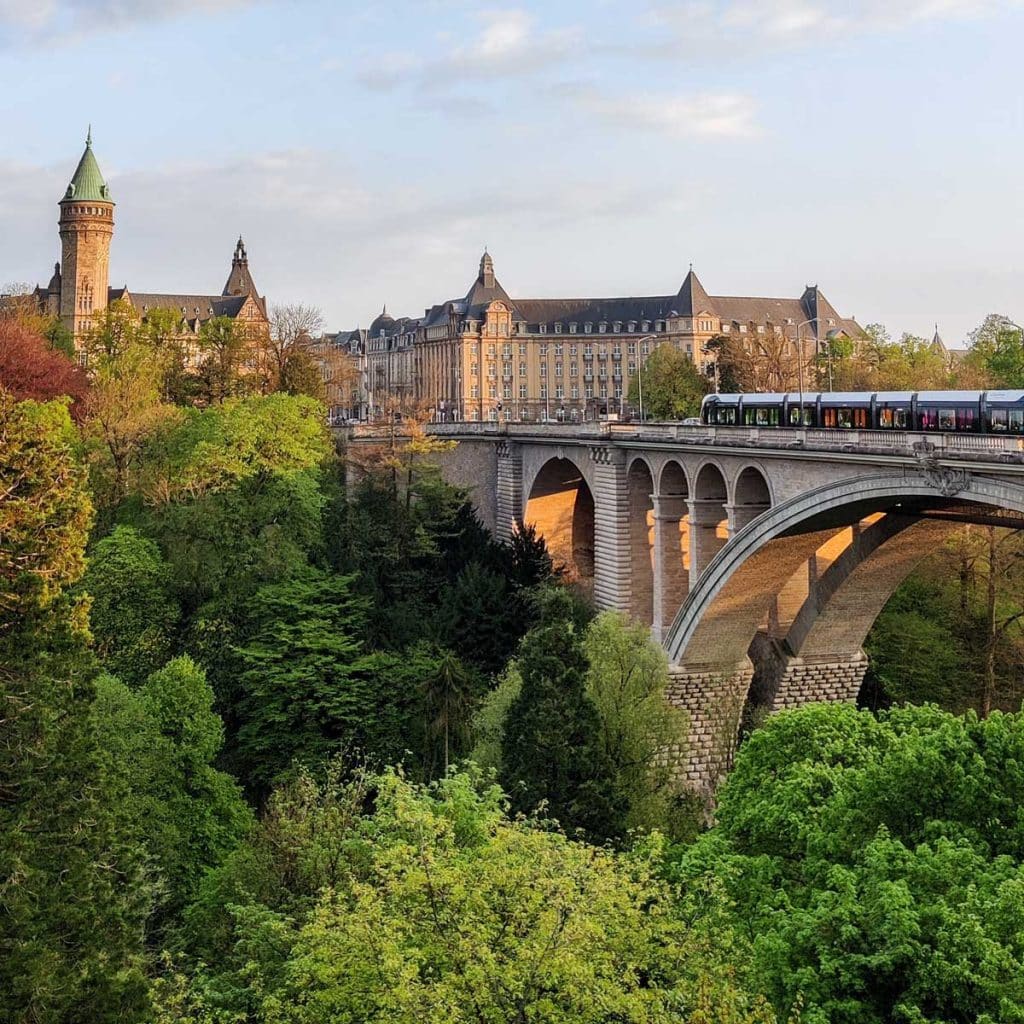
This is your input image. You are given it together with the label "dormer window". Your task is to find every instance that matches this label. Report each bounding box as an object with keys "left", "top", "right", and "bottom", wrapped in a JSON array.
[
  {"left": 598, "top": 322, "right": 607, "bottom": 333},
  {"left": 554, "top": 323, "right": 562, "bottom": 334},
  {"left": 539, "top": 324, "right": 546, "bottom": 334},
  {"left": 641, "top": 320, "right": 650, "bottom": 331},
  {"left": 628, "top": 321, "right": 636, "bottom": 332},
  {"left": 584, "top": 322, "right": 592, "bottom": 333},
  {"left": 569, "top": 322, "right": 578, "bottom": 334}
]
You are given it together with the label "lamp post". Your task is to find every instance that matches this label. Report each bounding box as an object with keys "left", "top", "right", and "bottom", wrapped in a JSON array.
[
  {"left": 632, "top": 334, "right": 659, "bottom": 422},
  {"left": 790, "top": 318, "right": 818, "bottom": 427}
]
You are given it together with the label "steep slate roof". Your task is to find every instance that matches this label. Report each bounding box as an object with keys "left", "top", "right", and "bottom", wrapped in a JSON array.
[
  {"left": 110, "top": 288, "right": 250, "bottom": 320},
  {"left": 675, "top": 268, "right": 715, "bottom": 315},
  {"left": 463, "top": 251, "right": 520, "bottom": 318},
  {"left": 63, "top": 130, "right": 113, "bottom": 203}
]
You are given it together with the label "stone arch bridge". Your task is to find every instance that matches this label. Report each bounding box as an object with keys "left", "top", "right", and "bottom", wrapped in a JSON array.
[{"left": 348, "top": 421, "right": 1024, "bottom": 790}]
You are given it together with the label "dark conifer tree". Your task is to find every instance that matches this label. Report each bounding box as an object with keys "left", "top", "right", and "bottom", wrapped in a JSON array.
[{"left": 500, "top": 621, "right": 623, "bottom": 841}]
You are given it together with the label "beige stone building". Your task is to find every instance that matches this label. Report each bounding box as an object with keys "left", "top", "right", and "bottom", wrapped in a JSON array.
[
  {"left": 339, "top": 251, "right": 863, "bottom": 423},
  {"left": 28, "top": 132, "right": 269, "bottom": 354}
]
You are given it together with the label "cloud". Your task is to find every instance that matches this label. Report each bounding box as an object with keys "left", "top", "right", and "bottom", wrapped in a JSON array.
[
  {"left": 573, "top": 87, "right": 759, "bottom": 138},
  {"left": 357, "top": 8, "right": 580, "bottom": 93},
  {"left": 0, "top": 0, "right": 260, "bottom": 43},
  {"left": 651, "top": 0, "right": 1023, "bottom": 46}
]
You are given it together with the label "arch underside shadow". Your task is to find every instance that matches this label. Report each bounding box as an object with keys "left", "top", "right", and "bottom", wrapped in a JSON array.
[{"left": 523, "top": 456, "right": 595, "bottom": 585}]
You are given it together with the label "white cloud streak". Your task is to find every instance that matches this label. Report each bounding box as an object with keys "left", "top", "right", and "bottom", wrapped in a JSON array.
[
  {"left": 653, "top": 0, "right": 1024, "bottom": 45},
  {"left": 575, "top": 88, "right": 759, "bottom": 138}
]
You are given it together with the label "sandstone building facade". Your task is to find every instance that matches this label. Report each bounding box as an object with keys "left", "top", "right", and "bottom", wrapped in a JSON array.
[
  {"left": 329, "top": 251, "right": 863, "bottom": 423},
  {"left": 28, "top": 132, "right": 269, "bottom": 352}
]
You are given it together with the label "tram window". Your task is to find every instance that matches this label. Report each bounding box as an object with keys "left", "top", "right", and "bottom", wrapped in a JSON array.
[
  {"left": 823, "top": 407, "right": 866, "bottom": 429},
  {"left": 938, "top": 408, "right": 956, "bottom": 431},
  {"left": 743, "top": 407, "right": 779, "bottom": 427},
  {"left": 788, "top": 405, "right": 813, "bottom": 426},
  {"left": 956, "top": 407, "right": 976, "bottom": 431},
  {"left": 918, "top": 408, "right": 938, "bottom": 430},
  {"left": 878, "top": 407, "right": 909, "bottom": 429},
  {"left": 713, "top": 407, "right": 736, "bottom": 425},
  {"left": 990, "top": 407, "right": 1024, "bottom": 433}
]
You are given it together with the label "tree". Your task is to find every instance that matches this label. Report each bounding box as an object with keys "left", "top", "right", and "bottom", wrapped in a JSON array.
[
  {"left": 421, "top": 647, "right": 475, "bottom": 775},
  {"left": 677, "top": 703, "right": 1024, "bottom": 1024},
  {"left": 0, "top": 395, "right": 92, "bottom": 626},
  {"left": 583, "top": 611, "right": 691, "bottom": 837},
  {"left": 177, "top": 767, "right": 775, "bottom": 1024},
  {"left": 0, "top": 396, "right": 150, "bottom": 1023},
  {"left": 231, "top": 571, "right": 375, "bottom": 793},
  {"left": 629, "top": 342, "right": 708, "bottom": 419},
  {"left": 0, "top": 319, "right": 89, "bottom": 420},
  {"left": 79, "top": 526, "right": 180, "bottom": 685},
  {"left": 706, "top": 327, "right": 808, "bottom": 394},
  {"left": 196, "top": 315, "right": 249, "bottom": 404},
  {"left": 964, "top": 314, "right": 1024, "bottom": 387},
  {"left": 84, "top": 335, "right": 179, "bottom": 506},
  {"left": 91, "top": 658, "right": 252, "bottom": 930},
  {"left": 501, "top": 621, "right": 623, "bottom": 840},
  {"left": 265, "top": 303, "right": 325, "bottom": 395}
]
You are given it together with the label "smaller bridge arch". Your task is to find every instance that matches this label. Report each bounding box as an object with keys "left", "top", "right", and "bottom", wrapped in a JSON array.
[
  {"left": 690, "top": 461, "right": 730, "bottom": 589},
  {"left": 627, "top": 457, "right": 656, "bottom": 624},
  {"left": 523, "top": 456, "right": 595, "bottom": 585}
]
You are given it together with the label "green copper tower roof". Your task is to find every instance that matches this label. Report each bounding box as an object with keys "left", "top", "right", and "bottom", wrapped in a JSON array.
[{"left": 62, "top": 128, "right": 113, "bottom": 203}]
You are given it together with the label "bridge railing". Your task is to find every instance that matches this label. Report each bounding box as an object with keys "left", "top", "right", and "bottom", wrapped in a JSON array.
[{"left": 352, "top": 420, "right": 1024, "bottom": 457}]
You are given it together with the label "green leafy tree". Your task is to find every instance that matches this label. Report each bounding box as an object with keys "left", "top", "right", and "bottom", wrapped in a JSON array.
[
  {"left": 964, "top": 314, "right": 1024, "bottom": 387},
  {"left": 196, "top": 315, "right": 249, "bottom": 404},
  {"left": 0, "top": 396, "right": 92, "bottom": 624},
  {"left": 468, "top": 663, "right": 523, "bottom": 773},
  {"left": 678, "top": 702, "right": 1024, "bottom": 1024},
  {"left": 80, "top": 525, "right": 180, "bottom": 685},
  {"left": 501, "top": 621, "right": 623, "bottom": 840},
  {"left": 91, "top": 658, "right": 252, "bottom": 930},
  {"left": 629, "top": 342, "right": 708, "bottom": 420},
  {"left": 177, "top": 767, "right": 775, "bottom": 1023},
  {"left": 231, "top": 571, "right": 375, "bottom": 793},
  {"left": 584, "top": 611, "right": 692, "bottom": 837},
  {"left": 0, "top": 396, "right": 150, "bottom": 1023}
]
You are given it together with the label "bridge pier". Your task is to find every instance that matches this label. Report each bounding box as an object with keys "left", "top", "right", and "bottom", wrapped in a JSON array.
[
  {"left": 688, "top": 498, "right": 728, "bottom": 589},
  {"left": 591, "top": 446, "right": 632, "bottom": 613},
  {"left": 652, "top": 493, "right": 689, "bottom": 644},
  {"left": 495, "top": 441, "right": 523, "bottom": 539},
  {"left": 667, "top": 660, "right": 755, "bottom": 796},
  {"left": 726, "top": 500, "right": 769, "bottom": 536}
]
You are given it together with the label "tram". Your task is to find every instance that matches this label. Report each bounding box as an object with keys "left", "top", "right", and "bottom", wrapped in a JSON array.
[{"left": 700, "top": 391, "right": 1024, "bottom": 435}]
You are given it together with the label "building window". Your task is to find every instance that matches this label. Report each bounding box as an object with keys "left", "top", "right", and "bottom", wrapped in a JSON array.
[
  {"left": 519, "top": 343, "right": 527, "bottom": 354},
  {"left": 471, "top": 362, "right": 478, "bottom": 376},
  {"left": 519, "top": 362, "right": 527, "bottom": 376},
  {"left": 471, "top": 385, "right": 479, "bottom": 398},
  {"left": 540, "top": 384, "right": 548, "bottom": 399},
  {"left": 554, "top": 323, "right": 562, "bottom": 334},
  {"left": 600, "top": 386, "right": 608, "bottom": 398},
  {"left": 554, "top": 343, "right": 563, "bottom": 356},
  {"left": 503, "top": 384, "right": 512, "bottom": 399},
  {"left": 503, "top": 343, "right": 512, "bottom": 356},
  {"left": 584, "top": 322, "right": 592, "bottom": 333},
  {"left": 570, "top": 363, "right": 579, "bottom": 377},
  {"left": 539, "top": 324, "right": 547, "bottom": 333},
  {"left": 555, "top": 385, "right": 564, "bottom": 399},
  {"left": 585, "top": 385, "right": 594, "bottom": 399},
  {"left": 519, "top": 384, "right": 528, "bottom": 399},
  {"left": 555, "top": 362, "right": 563, "bottom": 376},
  {"left": 571, "top": 384, "right": 579, "bottom": 399},
  {"left": 489, "top": 384, "right": 497, "bottom": 399},
  {"left": 540, "top": 364, "right": 547, "bottom": 377},
  {"left": 641, "top": 342, "right": 651, "bottom": 355},
  {"left": 539, "top": 343, "right": 548, "bottom": 355},
  {"left": 569, "top": 344, "right": 578, "bottom": 356}
]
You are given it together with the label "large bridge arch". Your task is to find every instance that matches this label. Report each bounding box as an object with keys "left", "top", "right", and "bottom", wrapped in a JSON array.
[
  {"left": 522, "top": 455, "right": 595, "bottom": 584},
  {"left": 666, "top": 473, "right": 1024, "bottom": 666},
  {"left": 662, "top": 472, "right": 1024, "bottom": 793}
]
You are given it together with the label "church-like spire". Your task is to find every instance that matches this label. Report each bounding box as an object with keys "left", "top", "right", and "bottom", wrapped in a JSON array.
[
  {"left": 222, "top": 236, "right": 258, "bottom": 297},
  {"left": 63, "top": 128, "right": 113, "bottom": 203},
  {"left": 479, "top": 249, "right": 495, "bottom": 289}
]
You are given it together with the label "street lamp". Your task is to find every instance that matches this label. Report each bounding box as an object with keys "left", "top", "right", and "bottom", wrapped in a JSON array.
[
  {"left": 788, "top": 318, "right": 818, "bottom": 427},
  {"left": 632, "top": 334, "right": 659, "bottom": 423}
]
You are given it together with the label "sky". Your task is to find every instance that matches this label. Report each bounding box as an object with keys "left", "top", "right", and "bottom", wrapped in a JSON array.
[{"left": 1, "top": 0, "right": 1022, "bottom": 345}]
